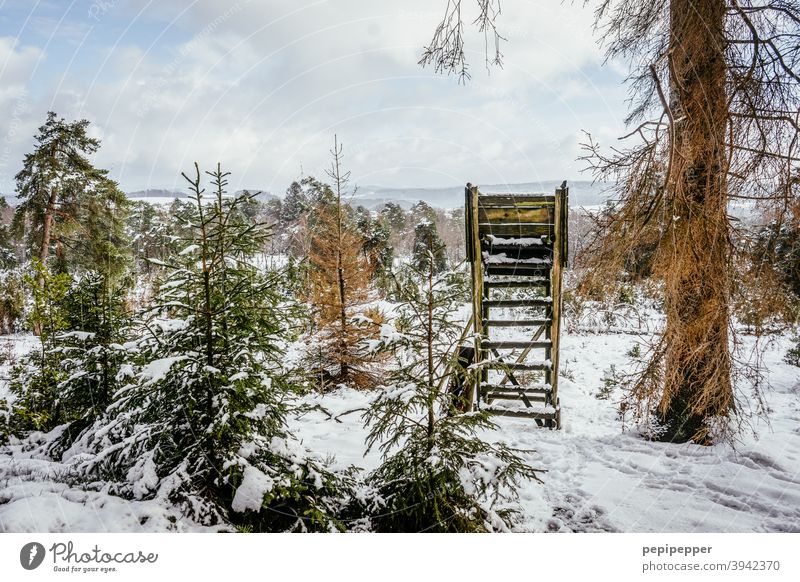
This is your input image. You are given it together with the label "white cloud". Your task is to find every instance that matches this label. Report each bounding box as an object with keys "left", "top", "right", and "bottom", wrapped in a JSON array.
[{"left": 0, "top": 38, "right": 46, "bottom": 191}]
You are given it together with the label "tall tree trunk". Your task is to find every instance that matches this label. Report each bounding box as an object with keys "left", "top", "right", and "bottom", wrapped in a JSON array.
[
  {"left": 32, "top": 188, "right": 59, "bottom": 336},
  {"left": 426, "top": 239, "right": 435, "bottom": 446},
  {"left": 660, "top": 0, "right": 733, "bottom": 443},
  {"left": 39, "top": 181, "right": 58, "bottom": 266}
]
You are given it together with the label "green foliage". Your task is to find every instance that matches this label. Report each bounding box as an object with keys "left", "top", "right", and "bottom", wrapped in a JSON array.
[
  {"left": 8, "top": 260, "right": 71, "bottom": 432},
  {"left": 50, "top": 273, "right": 130, "bottom": 450},
  {"left": 0, "top": 197, "right": 18, "bottom": 269},
  {"left": 617, "top": 284, "right": 635, "bottom": 305},
  {"left": 362, "top": 247, "right": 542, "bottom": 532},
  {"left": 412, "top": 219, "right": 447, "bottom": 275},
  {"left": 62, "top": 178, "right": 132, "bottom": 281},
  {"left": 355, "top": 206, "right": 394, "bottom": 287},
  {"left": 755, "top": 219, "right": 800, "bottom": 299},
  {"left": 597, "top": 364, "right": 620, "bottom": 400},
  {"left": 380, "top": 202, "right": 407, "bottom": 231},
  {"left": 627, "top": 343, "right": 642, "bottom": 359},
  {"left": 280, "top": 181, "right": 309, "bottom": 223}
]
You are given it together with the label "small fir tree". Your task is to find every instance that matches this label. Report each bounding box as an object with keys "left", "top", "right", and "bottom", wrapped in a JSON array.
[
  {"left": 8, "top": 260, "right": 71, "bottom": 432},
  {"left": 51, "top": 272, "right": 130, "bottom": 449},
  {"left": 362, "top": 239, "right": 542, "bottom": 532}
]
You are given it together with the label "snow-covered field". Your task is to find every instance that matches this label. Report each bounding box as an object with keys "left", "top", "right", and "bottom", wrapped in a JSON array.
[{"left": 1, "top": 328, "right": 798, "bottom": 533}]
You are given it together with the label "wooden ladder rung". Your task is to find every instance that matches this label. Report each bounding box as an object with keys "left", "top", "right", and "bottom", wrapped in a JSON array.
[
  {"left": 483, "top": 318, "right": 550, "bottom": 327},
  {"left": 484, "top": 318, "right": 550, "bottom": 327},
  {"left": 477, "top": 194, "right": 555, "bottom": 206},
  {"left": 481, "top": 382, "right": 551, "bottom": 392},
  {"left": 484, "top": 278, "right": 549, "bottom": 288},
  {"left": 482, "top": 340, "right": 551, "bottom": 350},
  {"left": 482, "top": 361, "right": 551, "bottom": 371},
  {"left": 485, "top": 392, "right": 549, "bottom": 402},
  {"left": 483, "top": 298, "right": 552, "bottom": 308},
  {"left": 483, "top": 242, "right": 551, "bottom": 251}
]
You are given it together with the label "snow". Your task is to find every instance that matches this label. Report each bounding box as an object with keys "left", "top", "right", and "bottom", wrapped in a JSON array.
[
  {"left": 284, "top": 331, "right": 800, "bottom": 533},
  {"left": 230, "top": 465, "right": 273, "bottom": 513},
  {"left": 483, "top": 252, "right": 551, "bottom": 265},
  {"left": 178, "top": 244, "right": 200, "bottom": 256},
  {"left": 138, "top": 356, "right": 185, "bottom": 385},
  {"left": 0, "top": 440, "right": 221, "bottom": 532},
  {"left": 0, "top": 335, "right": 41, "bottom": 404},
  {"left": 486, "top": 235, "right": 545, "bottom": 246},
  {"left": 1, "top": 325, "right": 799, "bottom": 532}
]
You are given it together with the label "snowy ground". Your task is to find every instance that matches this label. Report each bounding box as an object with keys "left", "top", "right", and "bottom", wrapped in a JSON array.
[
  {"left": 1, "top": 328, "right": 799, "bottom": 532},
  {"left": 291, "top": 332, "right": 800, "bottom": 533}
]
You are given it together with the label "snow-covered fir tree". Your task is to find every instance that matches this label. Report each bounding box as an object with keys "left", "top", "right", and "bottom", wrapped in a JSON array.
[
  {"left": 50, "top": 272, "right": 130, "bottom": 451},
  {"left": 8, "top": 260, "right": 71, "bottom": 432},
  {"left": 69, "top": 164, "right": 347, "bottom": 531},
  {"left": 362, "top": 238, "right": 542, "bottom": 532},
  {"left": 412, "top": 218, "right": 448, "bottom": 275}
]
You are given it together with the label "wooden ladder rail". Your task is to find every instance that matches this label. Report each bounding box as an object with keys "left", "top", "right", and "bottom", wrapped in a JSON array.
[
  {"left": 549, "top": 182, "right": 567, "bottom": 424},
  {"left": 465, "top": 184, "right": 484, "bottom": 412}
]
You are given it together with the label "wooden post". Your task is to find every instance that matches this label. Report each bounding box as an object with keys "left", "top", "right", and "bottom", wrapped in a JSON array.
[
  {"left": 550, "top": 183, "right": 567, "bottom": 428},
  {"left": 465, "top": 184, "right": 484, "bottom": 411}
]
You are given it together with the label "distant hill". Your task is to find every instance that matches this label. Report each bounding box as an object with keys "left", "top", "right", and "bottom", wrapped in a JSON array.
[
  {"left": 351, "top": 180, "right": 614, "bottom": 210},
  {"left": 6, "top": 181, "right": 612, "bottom": 211},
  {"left": 126, "top": 189, "right": 278, "bottom": 204}
]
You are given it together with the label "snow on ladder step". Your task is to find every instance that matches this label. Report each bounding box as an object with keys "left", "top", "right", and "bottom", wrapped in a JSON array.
[
  {"left": 483, "top": 298, "right": 552, "bottom": 308},
  {"left": 482, "top": 360, "right": 552, "bottom": 371},
  {"left": 484, "top": 319, "right": 551, "bottom": 327},
  {"left": 482, "top": 340, "right": 552, "bottom": 350},
  {"left": 484, "top": 277, "right": 549, "bottom": 288},
  {"left": 481, "top": 382, "right": 552, "bottom": 392}
]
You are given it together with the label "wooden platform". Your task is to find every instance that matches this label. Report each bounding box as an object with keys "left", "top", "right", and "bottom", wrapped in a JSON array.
[{"left": 464, "top": 183, "right": 568, "bottom": 428}]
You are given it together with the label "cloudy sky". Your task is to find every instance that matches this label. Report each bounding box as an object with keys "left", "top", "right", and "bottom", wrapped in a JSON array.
[{"left": 0, "top": 0, "right": 629, "bottom": 195}]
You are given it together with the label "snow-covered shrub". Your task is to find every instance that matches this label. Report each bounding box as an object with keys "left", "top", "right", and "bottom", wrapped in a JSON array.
[
  {"left": 362, "top": 245, "right": 542, "bottom": 532},
  {"left": 48, "top": 272, "right": 130, "bottom": 453},
  {"left": 8, "top": 261, "right": 71, "bottom": 433},
  {"left": 68, "top": 165, "right": 348, "bottom": 531}
]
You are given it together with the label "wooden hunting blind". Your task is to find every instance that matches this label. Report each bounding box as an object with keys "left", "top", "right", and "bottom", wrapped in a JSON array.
[{"left": 464, "top": 182, "right": 568, "bottom": 428}]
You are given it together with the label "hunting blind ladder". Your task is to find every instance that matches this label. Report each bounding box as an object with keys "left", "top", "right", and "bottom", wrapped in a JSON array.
[{"left": 464, "top": 182, "right": 568, "bottom": 428}]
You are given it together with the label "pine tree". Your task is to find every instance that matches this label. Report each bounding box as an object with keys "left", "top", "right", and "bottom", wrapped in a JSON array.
[
  {"left": 13, "top": 112, "right": 122, "bottom": 274},
  {"left": 73, "top": 164, "right": 344, "bottom": 530},
  {"left": 362, "top": 240, "right": 542, "bottom": 532},
  {"left": 0, "top": 269, "right": 25, "bottom": 334},
  {"left": 355, "top": 206, "right": 394, "bottom": 286},
  {"left": 304, "top": 138, "right": 381, "bottom": 388},
  {"left": 412, "top": 218, "right": 448, "bottom": 274},
  {"left": 70, "top": 178, "right": 131, "bottom": 282},
  {"left": 281, "top": 181, "right": 309, "bottom": 224}
]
